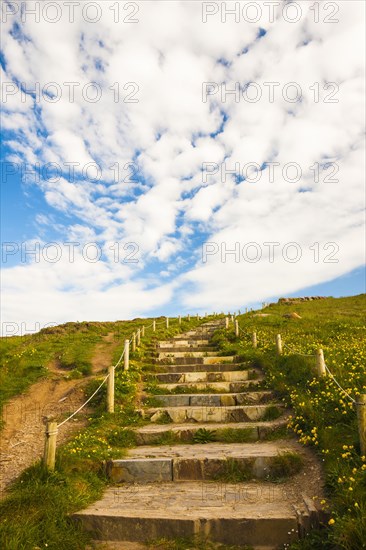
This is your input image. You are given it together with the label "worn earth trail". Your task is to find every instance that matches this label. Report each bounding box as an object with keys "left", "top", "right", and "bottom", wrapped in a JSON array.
[
  {"left": 0, "top": 333, "right": 119, "bottom": 496},
  {"left": 75, "top": 321, "right": 326, "bottom": 549}
]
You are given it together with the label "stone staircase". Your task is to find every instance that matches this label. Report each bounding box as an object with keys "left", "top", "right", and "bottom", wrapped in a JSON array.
[{"left": 74, "top": 320, "right": 325, "bottom": 549}]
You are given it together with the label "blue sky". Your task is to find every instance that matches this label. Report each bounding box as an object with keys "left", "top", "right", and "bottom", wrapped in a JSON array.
[{"left": 1, "top": 1, "right": 365, "bottom": 330}]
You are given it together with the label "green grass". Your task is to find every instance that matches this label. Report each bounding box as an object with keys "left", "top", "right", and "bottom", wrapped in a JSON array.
[
  {"left": 266, "top": 452, "right": 304, "bottom": 482},
  {"left": 192, "top": 427, "right": 217, "bottom": 443},
  {"left": 0, "top": 320, "right": 130, "bottom": 421},
  {"left": 0, "top": 315, "right": 213, "bottom": 549},
  {"left": 213, "top": 458, "right": 253, "bottom": 483},
  {"left": 215, "top": 427, "right": 255, "bottom": 443},
  {"left": 150, "top": 430, "right": 181, "bottom": 446},
  {"left": 262, "top": 404, "right": 283, "bottom": 421}
]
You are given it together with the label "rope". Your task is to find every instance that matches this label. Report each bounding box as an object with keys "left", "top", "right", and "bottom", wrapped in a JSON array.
[
  {"left": 58, "top": 344, "right": 126, "bottom": 428},
  {"left": 324, "top": 363, "right": 357, "bottom": 404},
  {"left": 283, "top": 343, "right": 316, "bottom": 357},
  {"left": 57, "top": 373, "right": 110, "bottom": 428}
]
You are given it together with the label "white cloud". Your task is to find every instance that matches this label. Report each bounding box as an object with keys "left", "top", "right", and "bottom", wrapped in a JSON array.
[{"left": 1, "top": 0, "right": 365, "bottom": 328}]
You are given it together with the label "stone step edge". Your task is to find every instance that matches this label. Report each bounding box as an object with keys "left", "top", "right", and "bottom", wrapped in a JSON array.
[
  {"left": 155, "top": 357, "right": 238, "bottom": 365},
  {"left": 145, "top": 404, "right": 285, "bottom": 413},
  {"left": 104, "top": 449, "right": 301, "bottom": 483},
  {"left": 72, "top": 508, "right": 300, "bottom": 547},
  {"left": 152, "top": 368, "right": 258, "bottom": 378},
  {"left": 155, "top": 379, "right": 264, "bottom": 390},
  {"left": 144, "top": 393, "right": 276, "bottom": 407}
]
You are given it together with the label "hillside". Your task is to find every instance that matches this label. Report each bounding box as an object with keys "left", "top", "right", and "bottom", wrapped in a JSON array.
[{"left": 0, "top": 297, "right": 365, "bottom": 549}]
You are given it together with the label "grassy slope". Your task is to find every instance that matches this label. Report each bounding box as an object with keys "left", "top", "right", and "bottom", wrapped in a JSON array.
[
  {"left": 0, "top": 315, "right": 209, "bottom": 549},
  {"left": 1, "top": 297, "right": 365, "bottom": 549},
  {"left": 220, "top": 295, "right": 366, "bottom": 549},
  {"left": 0, "top": 320, "right": 115, "bottom": 420}
]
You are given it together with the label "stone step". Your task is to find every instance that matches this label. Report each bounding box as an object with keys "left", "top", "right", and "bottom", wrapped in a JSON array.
[
  {"left": 158, "top": 339, "right": 211, "bottom": 347},
  {"left": 152, "top": 369, "right": 258, "bottom": 383},
  {"left": 155, "top": 363, "right": 252, "bottom": 373},
  {"left": 134, "top": 418, "right": 289, "bottom": 445},
  {"left": 105, "top": 442, "right": 302, "bottom": 483},
  {"left": 157, "top": 351, "right": 220, "bottom": 359},
  {"left": 157, "top": 355, "right": 236, "bottom": 365},
  {"left": 157, "top": 380, "right": 263, "bottom": 393},
  {"left": 180, "top": 329, "right": 216, "bottom": 337},
  {"left": 156, "top": 346, "right": 217, "bottom": 353},
  {"left": 145, "top": 391, "right": 274, "bottom": 408},
  {"left": 144, "top": 404, "right": 284, "bottom": 424},
  {"left": 72, "top": 481, "right": 301, "bottom": 547}
]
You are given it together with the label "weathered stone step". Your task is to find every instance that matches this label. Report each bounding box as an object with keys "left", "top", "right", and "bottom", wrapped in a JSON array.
[
  {"left": 156, "top": 346, "right": 217, "bottom": 359},
  {"left": 134, "top": 418, "right": 288, "bottom": 445},
  {"left": 152, "top": 369, "right": 258, "bottom": 383},
  {"left": 157, "top": 351, "right": 221, "bottom": 359},
  {"left": 73, "top": 481, "right": 301, "bottom": 547},
  {"left": 179, "top": 329, "right": 216, "bottom": 337},
  {"left": 157, "top": 379, "right": 263, "bottom": 393},
  {"left": 105, "top": 442, "right": 301, "bottom": 483},
  {"left": 145, "top": 403, "right": 284, "bottom": 423},
  {"left": 145, "top": 391, "right": 274, "bottom": 407},
  {"left": 154, "top": 363, "right": 252, "bottom": 373},
  {"left": 158, "top": 339, "right": 211, "bottom": 347},
  {"left": 157, "top": 355, "right": 236, "bottom": 365}
]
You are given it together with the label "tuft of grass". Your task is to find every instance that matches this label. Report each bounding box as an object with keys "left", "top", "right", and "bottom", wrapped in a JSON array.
[
  {"left": 262, "top": 405, "right": 282, "bottom": 421},
  {"left": 213, "top": 458, "right": 252, "bottom": 483},
  {"left": 154, "top": 411, "right": 174, "bottom": 424},
  {"left": 266, "top": 452, "right": 304, "bottom": 482},
  {"left": 192, "top": 427, "right": 217, "bottom": 444},
  {"left": 262, "top": 425, "right": 290, "bottom": 441},
  {"left": 151, "top": 430, "right": 181, "bottom": 446},
  {"left": 106, "top": 428, "right": 137, "bottom": 447},
  {"left": 215, "top": 427, "right": 254, "bottom": 443},
  {"left": 144, "top": 396, "right": 165, "bottom": 407}
]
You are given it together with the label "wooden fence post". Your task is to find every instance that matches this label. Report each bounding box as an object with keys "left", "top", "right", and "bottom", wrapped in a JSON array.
[
  {"left": 187, "top": 314, "right": 190, "bottom": 322},
  {"left": 141, "top": 326, "right": 145, "bottom": 337},
  {"left": 225, "top": 317, "right": 229, "bottom": 329},
  {"left": 235, "top": 320, "right": 239, "bottom": 337},
  {"left": 43, "top": 419, "right": 58, "bottom": 471},
  {"left": 356, "top": 394, "right": 366, "bottom": 455},
  {"left": 132, "top": 333, "right": 136, "bottom": 352},
  {"left": 245, "top": 307, "right": 248, "bottom": 314},
  {"left": 137, "top": 328, "right": 141, "bottom": 347},
  {"left": 231, "top": 315, "right": 234, "bottom": 323},
  {"left": 107, "top": 366, "right": 115, "bottom": 413},
  {"left": 166, "top": 317, "right": 169, "bottom": 329},
  {"left": 153, "top": 320, "right": 156, "bottom": 332},
  {"left": 252, "top": 332, "right": 257, "bottom": 348},
  {"left": 124, "top": 339, "right": 129, "bottom": 370},
  {"left": 196, "top": 313, "right": 199, "bottom": 320},
  {"left": 316, "top": 349, "right": 326, "bottom": 377},
  {"left": 276, "top": 334, "right": 282, "bottom": 355},
  {"left": 178, "top": 315, "right": 181, "bottom": 325}
]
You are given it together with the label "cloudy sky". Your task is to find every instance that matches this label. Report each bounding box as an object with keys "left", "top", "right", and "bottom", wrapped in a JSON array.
[{"left": 1, "top": 0, "right": 365, "bottom": 332}]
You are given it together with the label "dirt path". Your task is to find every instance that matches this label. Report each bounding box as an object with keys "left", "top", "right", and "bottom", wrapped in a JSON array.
[{"left": 0, "top": 333, "right": 120, "bottom": 497}]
